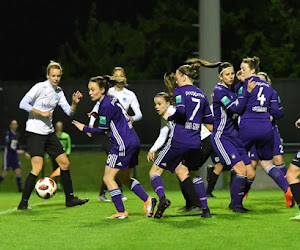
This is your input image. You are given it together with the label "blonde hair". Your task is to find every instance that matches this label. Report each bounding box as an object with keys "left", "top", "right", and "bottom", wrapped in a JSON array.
[
  {"left": 46, "top": 60, "right": 63, "bottom": 75},
  {"left": 242, "top": 56, "right": 260, "bottom": 74},
  {"left": 257, "top": 71, "right": 272, "bottom": 84},
  {"left": 112, "top": 67, "right": 128, "bottom": 87}
]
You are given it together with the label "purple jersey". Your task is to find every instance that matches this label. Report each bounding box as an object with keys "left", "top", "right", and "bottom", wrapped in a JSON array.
[
  {"left": 167, "top": 85, "right": 213, "bottom": 149},
  {"left": 212, "top": 83, "right": 249, "bottom": 137},
  {"left": 83, "top": 96, "right": 140, "bottom": 155},
  {"left": 239, "top": 76, "right": 283, "bottom": 122},
  {"left": 3, "top": 130, "right": 21, "bottom": 170}
]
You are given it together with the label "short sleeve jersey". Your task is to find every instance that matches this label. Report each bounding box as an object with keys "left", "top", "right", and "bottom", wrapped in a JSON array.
[{"left": 170, "top": 85, "right": 212, "bottom": 149}]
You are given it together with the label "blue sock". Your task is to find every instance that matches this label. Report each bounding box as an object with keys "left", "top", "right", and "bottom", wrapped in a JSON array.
[
  {"left": 275, "top": 163, "right": 287, "bottom": 177},
  {"left": 130, "top": 179, "right": 149, "bottom": 202},
  {"left": 109, "top": 188, "right": 125, "bottom": 213},
  {"left": 230, "top": 174, "right": 246, "bottom": 208}
]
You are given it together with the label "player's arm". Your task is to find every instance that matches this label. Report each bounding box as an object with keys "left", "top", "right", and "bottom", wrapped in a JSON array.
[
  {"left": 19, "top": 94, "right": 52, "bottom": 117},
  {"left": 166, "top": 90, "right": 185, "bottom": 121},
  {"left": 270, "top": 90, "right": 284, "bottom": 120},
  {"left": 130, "top": 93, "right": 143, "bottom": 122},
  {"left": 72, "top": 120, "right": 107, "bottom": 134}
]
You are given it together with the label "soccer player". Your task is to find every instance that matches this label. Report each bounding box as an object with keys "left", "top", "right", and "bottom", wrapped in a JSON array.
[
  {"left": 236, "top": 57, "right": 293, "bottom": 207},
  {"left": 147, "top": 91, "right": 209, "bottom": 214},
  {"left": 287, "top": 118, "right": 300, "bottom": 219},
  {"left": 149, "top": 59, "right": 218, "bottom": 219},
  {"left": 72, "top": 75, "right": 155, "bottom": 219},
  {"left": 0, "top": 120, "right": 30, "bottom": 192},
  {"left": 210, "top": 61, "right": 256, "bottom": 212},
  {"left": 17, "top": 61, "right": 89, "bottom": 210},
  {"left": 89, "top": 67, "right": 142, "bottom": 202},
  {"left": 49, "top": 121, "right": 72, "bottom": 190}
]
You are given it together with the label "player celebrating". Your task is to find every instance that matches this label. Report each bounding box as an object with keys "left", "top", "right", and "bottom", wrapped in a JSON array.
[
  {"left": 236, "top": 57, "right": 293, "bottom": 206},
  {"left": 17, "top": 61, "right": 89, "bottom": 210},
  {"left": 0, "top": 120, "right": 30, "bottom": 192},
  {"left": 287, "top": 118, "right": 300, "bottom": 219},
  {"left": 72, "top": 75, "right": 155, "bottom": 219}
]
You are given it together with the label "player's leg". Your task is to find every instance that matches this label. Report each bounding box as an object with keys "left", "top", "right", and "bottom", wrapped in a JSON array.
[
  {"left": 206, "top": 152, "right": 223, "bottom": 198},
  {"left": 231, "top": 161, "right": 247, "bottom": 212},
  {"left": 103, "top": 166, "right": 128, "bottom": 219},
  {"left": 14, "top": 167, "right": 22, "bottom": 192},
  {"left": 286, "top": 152, "right": 300, "bottom": 219},
  {"left": 273, "top": 126, "right": 286, "bottom": 176}
]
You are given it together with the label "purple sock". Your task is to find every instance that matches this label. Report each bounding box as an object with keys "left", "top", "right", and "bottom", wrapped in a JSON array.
[
  {"left": 150, "top": 174, "right": 165, "bottom": 200},
  {"left": 230, "top": 174, "right": 246, "bottom": 208},
  {"left": 130, "top": 179, "right": 149, "bottom": 202},
  {"left": 193, "top": 177, "right": 208, "bottom": 209},
  {"left": 267, "top": 166, "right": 289, "bottom": 192},
  {"left": 109, "top": 188, "right": 125, "bottom": 212},
  {"left": 275, "top": 163, "right": 287, "bottom": 177}
]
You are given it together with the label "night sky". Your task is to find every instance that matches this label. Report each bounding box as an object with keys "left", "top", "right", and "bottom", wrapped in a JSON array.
[{"left": 0, "top": 0, "right": 155, "bottom": 81}]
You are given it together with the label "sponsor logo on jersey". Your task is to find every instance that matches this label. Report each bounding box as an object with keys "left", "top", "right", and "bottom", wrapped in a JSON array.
[
  {"left": 278, "top": 96, "right": 281, "bottom": 103},
  {"left": 99, "top": 116, "right": 106, "bottom": 125},
  {"left": 176, "top": 95, "right": 182, "bottom": 104},
  {"left": 231, "top": 154, "right": 236, "bottom": 159},
  {"left": 221, "top": 96, "right": 231, "bottom": 106},
  {"left": 238, "top": 87, "right": 243, "bottom": 95},
  {"left": 214, "top": 157, "right": 220, "bottom": 163}
]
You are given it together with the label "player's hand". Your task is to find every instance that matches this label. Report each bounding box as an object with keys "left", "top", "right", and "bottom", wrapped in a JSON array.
[
  {"left": 129, "top": 116, "right": 134, "bottom": 124},
  {"left": 295, "top": 119, "right": 300, "bottom": 129},
  {"left": 247, "top": 78, "right": 256, "bottom": 93},
  {"left": 72, "top": 91, "right": 83, "bottom": 104},
  {"left": 25, "top": 152, "right": 31, "bottom": 159},
  {"left": 86, "top": 132, "right": 92, "bottom": 137},
  {"left": 236, "top": 70, "right": 244, "bottom": 82},
  {"left": 147, "top": 151, "right": 155, "bottom": 162},
  {"left": 72, "top": 120, "right": 85, "bottom": 131},
  {"left": 41, "top": 111, "right": 52, "bottom": 118}
]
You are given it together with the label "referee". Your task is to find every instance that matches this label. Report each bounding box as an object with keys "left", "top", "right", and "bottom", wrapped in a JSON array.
[{"left": 17, "top": 61, "right": 89, "bottom": 210}]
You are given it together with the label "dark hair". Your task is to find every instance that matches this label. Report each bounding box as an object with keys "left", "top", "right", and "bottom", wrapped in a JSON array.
[
  {"left": 218, "top": 62, "right": 234, "bottom": 75},
  {"left": 182, "top": 58, "right": 222, "bottom": 79},
  {"left": 155, "top": 91, "right": 174, "bottom": 104},
  {"left": 242, "top": 56, "right": 260, "bottom": 74},
  {"left": 89, "top": 75, "right": 114, "bottom": 95}
]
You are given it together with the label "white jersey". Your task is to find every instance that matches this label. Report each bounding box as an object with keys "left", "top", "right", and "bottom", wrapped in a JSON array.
[
  {"left": 19, "top": 80, "right": 73, "bottom": 135},
  {"left": 108, "top": 87, "right": 142, "bottom": 121},
  {"left": 201, "top": 124, "right": 211, "bottom": 140}
]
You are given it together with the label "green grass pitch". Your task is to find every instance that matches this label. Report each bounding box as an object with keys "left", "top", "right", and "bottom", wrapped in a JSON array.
[{"left": 0, "top": 151, "right": 299, "bottom": 249}]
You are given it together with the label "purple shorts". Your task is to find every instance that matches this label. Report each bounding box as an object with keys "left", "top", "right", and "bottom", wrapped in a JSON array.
[
  {"left": 106, "top": 146, "right": 140, "bottom": 170},
  {"left": 239, "top": 120, "right": 273, "bottom": 161},
  {"left": 211, "top": 132, "right": 251, "bottom": 168},
  {"left": 154, "top": 145, "right": 201, "bottom": 173},
  {"left": 273, "top": 125, "right": 284, "bottom": 156},
  {"left": 2, "top": 160, "right": 21, "bottom": 171}
]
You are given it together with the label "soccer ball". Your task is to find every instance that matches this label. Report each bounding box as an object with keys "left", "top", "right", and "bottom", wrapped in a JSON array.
[{"left": 35, "top": 177, "right": 57, "bottom": 199}]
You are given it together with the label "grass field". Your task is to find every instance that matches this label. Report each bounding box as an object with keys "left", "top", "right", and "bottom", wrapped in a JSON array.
[{"left": 0, "top": 151, "right": 299, "bottom": 249}]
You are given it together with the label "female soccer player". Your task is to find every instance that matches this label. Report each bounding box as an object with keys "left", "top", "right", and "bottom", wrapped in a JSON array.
[
  {"left": 0, "top": 120, "right": 30, "bottom": 192},
  {"left": 149, "top": 59, "right": 218, "bottom": 219},
  {"left": 89, "top": 67, "right": 142, "bottom": 202},
  {"left": 17, "top": 61, "right": 89, "bottom": 210},
  {"left": 148, "top": 91, "right": 211, "bottom": 215},
  {"left": 236, "top": 57, "right": 293, "bottom": 207},
  {"left": 287, "top": 118, "right": 300, "bottom": 219},
  {"left": 246, "top": 72, "right": 292, "bottom": 206},
  {"left": 72, "top": 75, "right": 155, "bottom": 219},
  {"left": 210, "top": 61, "right": 256, "bottom": 212}
]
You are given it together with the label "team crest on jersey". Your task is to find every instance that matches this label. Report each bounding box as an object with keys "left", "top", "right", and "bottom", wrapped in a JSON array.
[
  {"left": 176, "top": 95, "right": 182, "bottom": 103},
  {"left": 231, "top": 154, "right": 236, "bottom": 159},
  {"left": 214, "top": 157, "right": 220, "bottom": 163},
  {"left": 55, "top": 94, "right": 59, "bottom": 100},
  {"left": 238, "top": 87, "right": 243, "bottom": 95},
  {"left": 99, "top": 116, "right": 106, "bottom": 125},
  {"left": 278, "top": 96, "right": 281, "bottom": 103},
  {"left": 221, "top": 96, "right": 230, "bottom": 106},
  {"left": 122, "top": 97, "right": 127, "bottom": 102}
]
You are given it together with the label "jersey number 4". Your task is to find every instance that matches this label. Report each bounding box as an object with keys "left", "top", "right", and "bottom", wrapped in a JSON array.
[{"left": 257, "top": 87, "right": 266, "bottom": 106}]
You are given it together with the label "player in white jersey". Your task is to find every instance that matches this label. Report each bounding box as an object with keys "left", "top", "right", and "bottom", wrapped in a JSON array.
[
  {"left": 17, "top": 61, "right": 89, "bottom": 210},
  {"left": 89, "top": 67, "right": 142, "bottom": 202}
]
